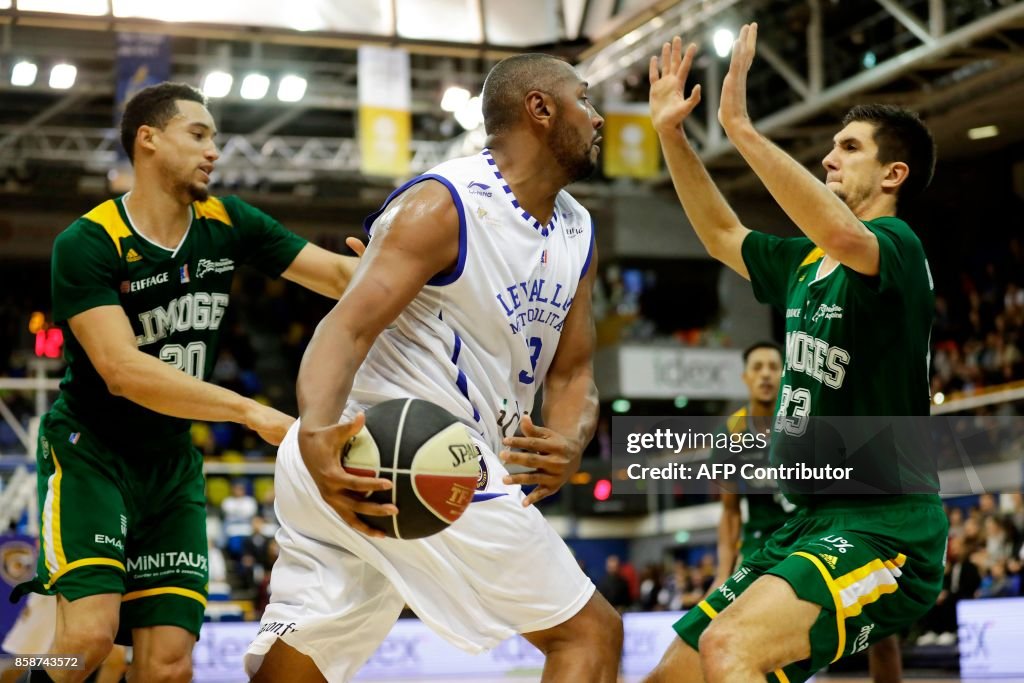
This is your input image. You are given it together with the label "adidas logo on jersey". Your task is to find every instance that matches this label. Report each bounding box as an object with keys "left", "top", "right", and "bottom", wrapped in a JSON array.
[
  {"left": 126, "top": 248, "right": 142, "bottom": 262},
  {"left": 819, "top": 553, "right": 839, "bottom": 570}
]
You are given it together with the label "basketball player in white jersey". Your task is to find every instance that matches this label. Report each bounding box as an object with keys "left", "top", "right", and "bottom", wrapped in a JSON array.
[{"left": 245, "top": 54, "right": 623, "bottom": 682}]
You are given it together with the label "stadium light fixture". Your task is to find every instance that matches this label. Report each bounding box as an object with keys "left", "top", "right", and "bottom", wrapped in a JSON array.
[
  {"left": 202, "top": 71, "right": 233, "bottom": 98},
  {"left": 49, "top": 64, "right": 77, "bottom": 90},
  {"left": 967, "top": 125, "right": 999, "bottom": 140},
  {"left": 440, "top": 86, "right": 470, "bottom": 113},
  {"left": 277, "top": 75, "right": 307, "bottom": 102},
  {"left": 12, "top": 61, "right": 38, "bottom": 87},
  {"left": 240, "top": 73, "right": 270, "bottom": 100},
  {"left": 19, "top": 0, "right": 106, "bottom": 15},
  {"left": 713, "top": 28, "right": 734, "bottom": 58},
  {"left": 453, "top": 95, "right": 483, "bottom": 131}
]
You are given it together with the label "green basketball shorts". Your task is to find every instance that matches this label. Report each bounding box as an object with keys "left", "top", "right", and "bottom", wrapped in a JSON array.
[
  {"left": 15, "top": 408, "right": 208, "bottom": 644},
  {"left": 674, "top": 496, "right": 947, "bottom": 683}
]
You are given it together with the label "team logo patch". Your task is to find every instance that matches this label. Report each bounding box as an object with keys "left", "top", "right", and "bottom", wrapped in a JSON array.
[
  {"left": 179, "top": 264, "right": 190, "bottom": 283},
  {"left": 196, "top": 258, "right": 234, "bottom": 278},
  {"left": 467, "top": 181, "right": 493, "bottom": 197},
  {"left": 126, "top": 248, "right": 142, "bottom": 263},
  {"left": 477, "top": 454, "right": 488, "bottom": 491},
  {"left": 564, "top": 224, "right": 586, "bottom": 238}
]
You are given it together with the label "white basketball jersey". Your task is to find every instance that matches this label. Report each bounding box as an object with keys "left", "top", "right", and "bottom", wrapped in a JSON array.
[{"left": 353, "top": 149, "right": 594, "bottom": 451}]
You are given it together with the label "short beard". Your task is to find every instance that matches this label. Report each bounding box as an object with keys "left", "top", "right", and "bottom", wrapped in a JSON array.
[
  {"left": 549, "top": 117, "right": 596, "bottom": 184},
  {"left": 187, "top": 182, "right": 210, "bottom": 202},
  {"left": 174, "top": 178, "right": 209, "bottom": 202}
]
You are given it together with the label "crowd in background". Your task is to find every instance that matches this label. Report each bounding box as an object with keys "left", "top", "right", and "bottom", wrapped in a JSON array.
[{"left": 931, "top": 237, "right": 1024, "bottom": 400}]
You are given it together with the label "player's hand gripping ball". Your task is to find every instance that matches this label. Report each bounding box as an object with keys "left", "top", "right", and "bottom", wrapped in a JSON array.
[{"left": 342, "top": 398, "right": 480, "bottom": 539}]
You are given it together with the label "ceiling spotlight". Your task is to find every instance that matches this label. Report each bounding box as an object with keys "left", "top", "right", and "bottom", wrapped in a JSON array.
[
  {"left": 202, "top": 71, "right": 233, "bottom": 98},
  {"left": 12, "top": 61, "right": 38, "bottom": 87},
  {"left": 49, "top": 63, "right": 77, "bottom": 90},
  {"left": 240, "top": 73, "right": 270, "bottom": 100},
  {"left": 277, "top": 75, "right": 307, "bottom": 102},
  {"left": 713, "top": 28, "right": 734, "bottom": 58},
  {"left": 453, "top": 95, "right": 483, "bottom": 131},
  {"left": 967, "top": 125, "right": 999, "bottom": 140},
  {"left": 440, "top": 86, "right": 470, "bottom": 113}
]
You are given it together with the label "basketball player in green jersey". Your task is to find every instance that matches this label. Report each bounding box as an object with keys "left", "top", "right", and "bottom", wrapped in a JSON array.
[
  {"left": 645, "top": 27, "right": 945, "bottom": 683},
  {"left": 711, "top": 342, "right": 789, "bottom": 592},
  {"left": 14, "top": 83, "right": 381, "bottom": 683},
  {"left": 711, "top": 342, "right": 903, "bottom": 683}
]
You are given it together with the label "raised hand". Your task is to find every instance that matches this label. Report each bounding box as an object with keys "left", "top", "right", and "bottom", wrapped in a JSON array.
[
  {"left": 298, "top": 412, "right": 398, "bottom": 538},
  {"left": 500, "top": 414, "right": 581, "bottom": 507},
  {"left": 649, "top": 37, "right": 702, "bottom": 137},
  {"left": 719, "top": 23, "right": 758, "bottom": 133}
]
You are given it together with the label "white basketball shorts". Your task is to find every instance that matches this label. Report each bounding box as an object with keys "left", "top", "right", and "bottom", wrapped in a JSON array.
[{"left": 244, "top": 419, "right": 595, "bottom": 683}]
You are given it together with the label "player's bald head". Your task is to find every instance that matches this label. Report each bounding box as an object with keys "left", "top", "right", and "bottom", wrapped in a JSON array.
[{"left": 481, "top": 54, "right": 578, "bottom": 136}]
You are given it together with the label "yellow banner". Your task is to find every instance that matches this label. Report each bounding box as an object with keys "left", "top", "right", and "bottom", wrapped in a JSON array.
[
  {"left": 358, "top": 106, "right": 411, "bottom": 177},
  {"left": 602, "top": 108, "right": 660, "bottom": 179}
]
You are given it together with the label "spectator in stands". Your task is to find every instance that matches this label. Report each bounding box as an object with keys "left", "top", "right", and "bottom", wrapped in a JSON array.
[
  {"left": 947, "top": 506, "right": 965, "bottom": 542},
  {"left": 983, "top": 515, "right": 1013, "bottom": 567},
  {"left": 598, "top": 555, "right": 632, "bottom": 613},
  {"left": 1010, "top": 492, "right": 1024, "bottom": 540},
  {"left": 222, "top": 480, "right": 258, "bottom": 556},
  {"left": 639, "top": 565, "right": 663, "bottom": 611},
  {"left": 978, "top": 559, "right": 1020, "bottom": 598},
  {"left": 917, "top": 535, "right": 980, "bottom": 645},
  {"left": 241, "top": 516, "right": 273, "bottom": 570}
]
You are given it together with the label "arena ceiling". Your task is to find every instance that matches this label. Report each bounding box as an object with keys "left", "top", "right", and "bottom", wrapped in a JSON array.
[{"left": 1, "top": 0, "right": 1023, "bottom": 205}]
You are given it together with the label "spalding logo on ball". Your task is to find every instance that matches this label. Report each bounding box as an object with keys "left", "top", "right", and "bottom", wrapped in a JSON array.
[{"left": 342, "top": 398, "right": 481, "bottom": 539}]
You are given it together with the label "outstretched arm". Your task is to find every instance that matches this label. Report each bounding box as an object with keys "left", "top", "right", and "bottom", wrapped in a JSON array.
[
  {"left": 718, "top": 23, "right": 880, "bottom": 276},
  {"left": 281, "top": 237, "right": 366, "bottom": 299},
  {"left": 650, "top": 38, "right": 751, "bottom": 279},
  {"left": 70, "top": 306, "right": 294, "bottom": 445}
]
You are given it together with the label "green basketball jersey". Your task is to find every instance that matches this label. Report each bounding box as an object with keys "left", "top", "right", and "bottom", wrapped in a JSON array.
[
  {"left": 713, "top": 406, "right": 794, "bottom": 540},
  {"left": 50, "top": 194, "right": 306, "bottom": 450},
  {"left": 741, "top": 217, "right": 939, "bottom": 504}
]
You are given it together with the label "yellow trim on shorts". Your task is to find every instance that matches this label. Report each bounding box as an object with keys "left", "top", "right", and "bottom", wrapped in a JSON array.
[
  {"left": 773, "top": 668, "right": 791, "bottom": 683},
  {"left": 83, "top": 200, "right": 132, "bottom": 257},
  {"left": 697, "top": 600, "right": 718, "bottom": 619},
  {"left": 798, "top": 247, "right": 825, "bottom": 268},
  {"left": 50, "top": 448, "right": 67, "bottom": 569},
  {"left": 44, "top": 557, "right": 126, "bottom": 589},
  {"left": 843, "top": 583, "right": 899, "bottom": 618},
  {"left": 835, "top": 553, "right": 906, "bottom": 589},
  {"left": 792, "top": 551, "right": 846, "bottom": 663},
  {"left": 192, "top": 196, "right": 232, "bottom": 226},
  {"left": 123, "top": 586, "right": 208, "bottom": 608}
]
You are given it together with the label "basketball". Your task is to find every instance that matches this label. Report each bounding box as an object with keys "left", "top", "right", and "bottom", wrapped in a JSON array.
[{"left": 341, "top": 398, "right": 481, "bottom": 539}]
